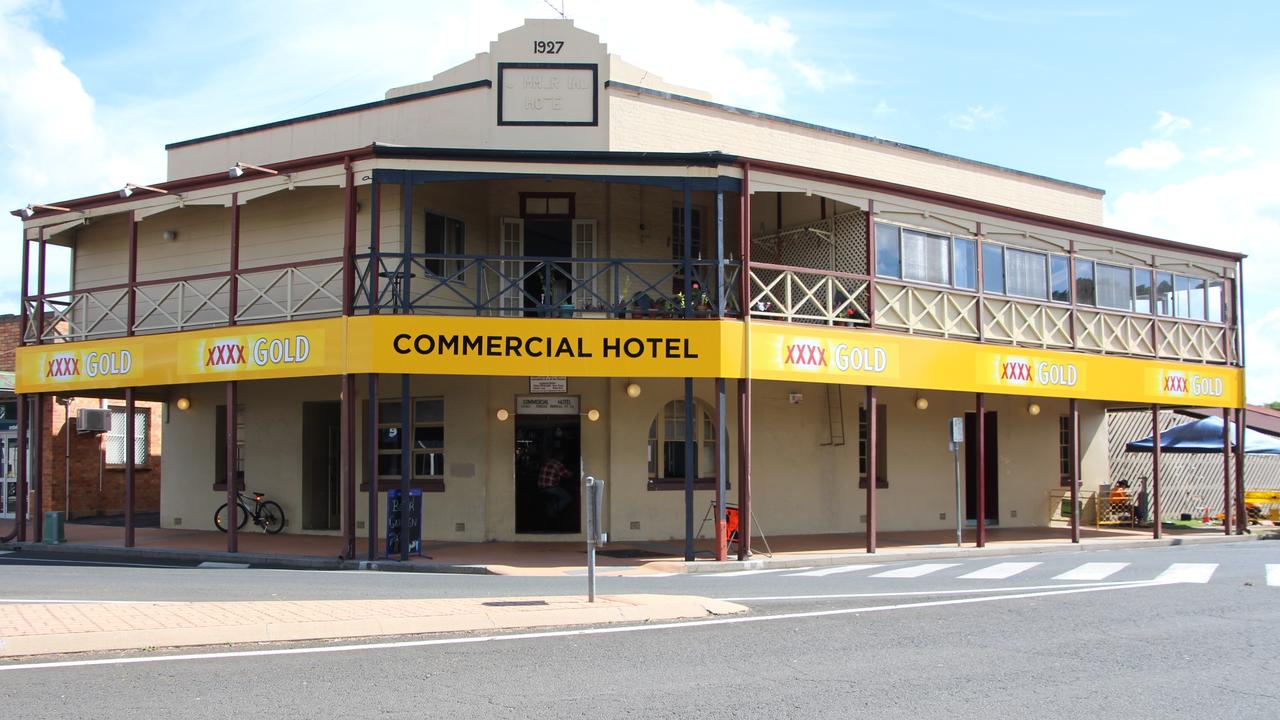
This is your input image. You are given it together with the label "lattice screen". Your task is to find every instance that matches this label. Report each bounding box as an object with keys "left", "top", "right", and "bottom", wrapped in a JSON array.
[
  {"left": 105, "top": 408, "right": 149, "bottom": 466},
  {"left": 750, "top": 209, "right": 867, "bottom": 275}
]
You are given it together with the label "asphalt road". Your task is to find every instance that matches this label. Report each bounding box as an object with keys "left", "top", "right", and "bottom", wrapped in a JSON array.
[{"left": 2, "top": 542, "right": 1278, "bottom": 719}]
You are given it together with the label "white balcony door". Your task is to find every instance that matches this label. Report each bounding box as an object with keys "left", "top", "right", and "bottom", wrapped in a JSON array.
[
  {"left": 499, "top": 218, "right": 524, "bottom": 316},
  {"left": 572, "top": 219, "right": 598, "bottom": 309}
]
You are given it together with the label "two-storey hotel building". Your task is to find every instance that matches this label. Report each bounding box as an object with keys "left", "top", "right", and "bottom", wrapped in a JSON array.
[{"left": 7, "top": 20, "right": 1247, "bottom": 560}]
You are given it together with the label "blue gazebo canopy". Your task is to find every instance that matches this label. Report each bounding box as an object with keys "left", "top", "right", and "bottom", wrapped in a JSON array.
[{"left": 1125, "top": 415, "right": 1280, "bottom": 454}]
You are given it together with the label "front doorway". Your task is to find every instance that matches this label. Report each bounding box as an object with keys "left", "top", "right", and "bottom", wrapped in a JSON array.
[
  {"left": 964, "top": 411, "right": 999, "bottom": 525},
  {"left": 1, "top": 432, "right": 16, "bottom": 519},
  {"left": 301, "top": 401, "right": 341, "bottom": 531},
  {"left": 514, "top": 407, "right": 582, "bottom": 534}
]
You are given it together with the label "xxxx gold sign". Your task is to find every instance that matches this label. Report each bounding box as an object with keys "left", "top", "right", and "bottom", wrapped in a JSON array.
[
  {"left": 176, "top": 320, "right": 343, "bottom": 381},
  {"left": 20, "top": 343, "right": 148, "bottom": 393}
]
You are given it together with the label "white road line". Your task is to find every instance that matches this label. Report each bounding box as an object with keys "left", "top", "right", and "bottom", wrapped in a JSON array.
[
  {"left": 958, "top": 562, "right": 1041, "bottom": 580},
  {"left": 0, "top": 598, "right": 183, "bottom": 605},
  {"left": 0, "top": 550, "right": 13, "bottom": 555},
  {"left": 0, "top": 580, "right": 1166, "bottom": 673},
  {"left": 723, "top": 579, "right": 1158, "bottom": 601},
  {"left": 712, "top": 568, "right": 811, "bottom": 578},
  {"left": 785, "top": 564, "right": 885, "bottom": 577},
  {"left": 871, "top": 563, "right": 959, "bottom": 579},
  {"left": 198, "top": 562, "right": 251, "bottom": 569},
  {"left": 1053, "top": 562, "right": 1129, "bottom": 581},
  {"left": 1266, "top": 564, "right": 1280, "bottom": 587},
  {"left": 1154, "top": 563, "right": 1218, "bottom": 584}
]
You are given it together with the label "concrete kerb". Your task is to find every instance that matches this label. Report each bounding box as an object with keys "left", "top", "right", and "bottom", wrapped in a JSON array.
[
  {"left": 659, "top": 532, "right": 1267, "bottom": 574},
  {"left": 0, "top": 541, "right": 495, "bottom": 574}
]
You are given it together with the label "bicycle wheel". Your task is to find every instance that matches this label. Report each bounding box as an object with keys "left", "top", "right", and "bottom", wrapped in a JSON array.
[
  {"left": 258, "top": 501, "right": 286, "bottom": 534},
  {"left": 214, "top": 502, "right": 250, "bottom": 532}
]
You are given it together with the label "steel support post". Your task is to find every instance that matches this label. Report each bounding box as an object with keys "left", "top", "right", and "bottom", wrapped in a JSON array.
[
  {"left": 1222, "top": 408, "right": 1232, "bottom": 535},
  {"left": 715, "top": 378, "right": 728, "bottom": 561},
  {"left": 33, "top": 394, "right": 43, "bottom": 541},
  {"left": 367, "top": 374, "right": 380, "bottom": 561},
  {"left": 224, "top": 382, "right": 239, "bottom": 552},
  {"left": 1152, "top": 405, "right": 1162, "bottom": 539},
  {"left": 683, "top": 377, "right": 695, "bottom": 562},
  {"left": 14, "top": 395, "right": 28, "bottom": 542},
  {"left": 340, "top": 374, "right": 356, "bottom": 559},
  {"left": 976, "top": 393, "right": 986, "bottom": 548},
  {"left": 1235, "top": 407, "right": 1246, "bottom": 534},
  {"left": 124, "top": 388, "right": 136, "bottom": 547},
  {"left": 737, "top": 378, "right": 752, "bottom": 561},
  {"left": 1070, "top": 398, "right": 1080, "bottom": 544},
  {"left": 866, "top": 386, "right": 877, "bottom": 553}
]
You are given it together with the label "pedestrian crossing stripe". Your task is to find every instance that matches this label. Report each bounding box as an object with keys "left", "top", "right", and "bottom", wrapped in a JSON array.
[
  {"left": 711, "top": 568, "right": 810, "bottom": 578},
  {"left": 786, "top": 564, "right": 885, "bottom": 577},
  {"left": 1154, "top": 563, "right": 1217, "bottom": 584},
  {"left": 958, "top": 562, "right": 1040, "bottom": 580},
  {"left": 871, "top": 563, "right": 960, "bottom": 578},
  {"left": 1266, "top": 564, "right": 1279, "bottom": 587},
  {"left": 1053, "top": 562, "right": 1129, "bottom": 581}
]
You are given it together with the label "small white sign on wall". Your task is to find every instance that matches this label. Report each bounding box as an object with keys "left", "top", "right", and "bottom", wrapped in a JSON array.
[
  {"left": 517, "top": 396, "right": 580, "bottom": 415},
  {"left": 530, "top": 376, "right": 568, "bottom": 394}
]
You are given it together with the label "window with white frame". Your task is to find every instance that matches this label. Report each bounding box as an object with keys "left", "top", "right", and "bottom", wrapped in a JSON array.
[
  {"left": 875, "top": 223, "right": 969, "bottom": 287},
  {"left": 647, "top": 399, "right": 718, "bottom": 490},
  {"left": 106, "top": 407, "right": 149, "bottom": 467},
  {"left": 424, "top": 212, "right": 465, "bottom": 279}
]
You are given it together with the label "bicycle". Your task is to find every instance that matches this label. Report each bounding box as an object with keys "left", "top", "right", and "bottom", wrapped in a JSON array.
[{"left": 214, "top": 490, "right": 286, "bottom": 534}]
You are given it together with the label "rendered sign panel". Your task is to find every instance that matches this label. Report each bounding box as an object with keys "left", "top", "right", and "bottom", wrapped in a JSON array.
[{"left": 498, "top": 63, "right": 598, "bottom": 126}]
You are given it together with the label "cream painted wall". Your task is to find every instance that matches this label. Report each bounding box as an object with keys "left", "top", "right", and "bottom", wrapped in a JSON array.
[{"left": 157, "top": 374, "right": 1108, "bottom": 542}]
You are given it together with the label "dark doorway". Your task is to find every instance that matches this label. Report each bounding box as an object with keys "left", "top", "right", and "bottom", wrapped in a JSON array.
[
  {"left": 301, "top": 401, "right": 341, "bottom": 531},
  {"left": 523, "top": 219, "right": 573, "bottom": 313},
  {"left": 964, "top": 410, "right": 999, "bottom": 524},
  {"left": 515, "top": 412, "right": 581, "bottom": 534}
]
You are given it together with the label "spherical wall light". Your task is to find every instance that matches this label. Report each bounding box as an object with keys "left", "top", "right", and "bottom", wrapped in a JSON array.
[
  {"left": 914, "top": 397, "right": 929, "bottom": 411},
  {"left": 175, "top": 398, "right": 191, "bottom": 411},
  {"left": 626, "top": 383, "right": 642, "bottom": 399},
  {"left": 586, "top": 409, "right": 601, "bottom": 422},
  {"left": 1027, "top": 403, "right": 1041, "bottom": 416},
  {"left": 496, "top": 408, "right": 510, "bottom": 422}
]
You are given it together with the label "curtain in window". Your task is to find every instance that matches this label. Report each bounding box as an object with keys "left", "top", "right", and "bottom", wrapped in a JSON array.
[
  {"left": 901, "top": 230, "right": 949, "bottom": 284},
  {"left": 1095, "top": 264, "right": 1133, "bottom": 310},
  {"left": 1005, "top": 249, "right": 1047, "bottom": 299}
]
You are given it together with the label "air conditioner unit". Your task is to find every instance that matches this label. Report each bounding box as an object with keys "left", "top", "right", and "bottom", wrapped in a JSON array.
[{"left": 77, "top": 408, "right": 111, "bottom": 434}]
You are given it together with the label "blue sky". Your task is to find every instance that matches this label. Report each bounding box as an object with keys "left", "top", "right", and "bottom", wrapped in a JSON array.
[{"left": 2, "top": 0, "right": 1277, "bottom": 397}]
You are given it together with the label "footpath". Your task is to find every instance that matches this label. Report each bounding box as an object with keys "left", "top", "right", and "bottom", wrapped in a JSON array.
[{"left": 0, "top": 594, "right": 745, "bottom": 659}]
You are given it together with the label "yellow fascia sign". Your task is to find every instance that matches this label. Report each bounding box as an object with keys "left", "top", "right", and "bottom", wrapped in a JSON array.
[
  {"left": 15, "top": 315, "right": 1240, "bottom": 408},
  {"left": 747, "top": 321, "right": 1243, "bottom": 408}
]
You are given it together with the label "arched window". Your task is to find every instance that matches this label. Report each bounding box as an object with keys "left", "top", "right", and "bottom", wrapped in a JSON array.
[{"left": 647, "top": 399, "right": 720, "bottom": 491}]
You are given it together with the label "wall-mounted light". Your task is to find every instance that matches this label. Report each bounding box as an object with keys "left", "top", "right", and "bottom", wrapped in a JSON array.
[
  {"left": 119, "top": 183, "right": 168, "bottom": 199},
  {"left": 495, "top": 408, "right": 510, "bottom": 422},
  {"left": 586, "top": 409, "right": 601, "bottom": 422},
  {"left": 626, "top": 383, "right": 642, "bottom": 399},
  {"left": 1027, "top": 402, "right": 1041, "bottom": 416},
  {"left": 228, "top": 162, "right": 279, "bottom": 179},
  {"left": 15, "top": 203, "right": 72, "bottom": 219},
  {"left": 162, "top": 229, "right": 178, "bottom": 242},
  {"left": 175, "top": 398, "right": 191, "bottom": 411},
  {"left": 915, "top": 396, "right": 930, "bottom": 411}
]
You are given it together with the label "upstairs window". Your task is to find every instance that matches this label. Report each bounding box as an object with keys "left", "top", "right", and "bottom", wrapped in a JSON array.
[
  {"left": 672, "top": 206, "right": 704, "bottom": 260},
  {"left": 982, "top": 244, "right": 1005, "bottom": 294},
  {"left": 875, "top": 223, "right": 902, "bottom": 278},
  {"left": 1050, "top": 255, "right": 1071, "bottom": 303},
  {"left": 901, "top": 229, "right": 951, "bottom": 285},
  {"left": 1075, "top": 259, "right": 1096, "bottom": 306},
  {"left": 1096, "top": 263, "right": 1133, "bottom": 311},
  {"left": 1006, "top": 248, "right": 1048, "bottom": 300},
  {"left": 1134, "top": 269, "right": 1154, "bottom": 313},
  {"left": 424, "top": 212, "right": 465, "bottom": 279},
  {"left": 953, "top": 237, "right": 977, "bottom": 290}
]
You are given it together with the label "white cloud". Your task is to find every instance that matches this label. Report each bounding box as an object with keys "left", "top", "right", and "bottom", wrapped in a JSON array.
[
  {"left": 1152, "top": 110, "right": 1191, "bottom": 137},
  {"left": 872, "top": 100, "right": 895, "bottom": 117},
  {"left": 1198, "top": 144, "right": 1255, "bottom": 163},
  {"left": 1104, "top": 139, "right": 1184, "bottom": 170},
  {"left": 948, "top": 104, "right": 1003, "bottom": 131},
  {"left": 1107, "top": 160, "right": 1280, "bottom": 402}
]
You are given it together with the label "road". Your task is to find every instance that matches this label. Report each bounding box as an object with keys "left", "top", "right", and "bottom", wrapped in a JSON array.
[{"left": 2, "top": 543, "right": 1278, "bottom": 719}]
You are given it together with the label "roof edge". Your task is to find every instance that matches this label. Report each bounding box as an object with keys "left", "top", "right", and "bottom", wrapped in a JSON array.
[{"left": 606, "top": 80, "right": 1106, "bottom": 197}]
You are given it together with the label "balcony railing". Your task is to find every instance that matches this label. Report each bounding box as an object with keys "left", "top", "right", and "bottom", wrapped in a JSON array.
[
  {"left": 353, "top": 253, "right": 741, "bottom": 318},
  {"left": 20, "top": 253, "right": 1236, "bottom": 366}
]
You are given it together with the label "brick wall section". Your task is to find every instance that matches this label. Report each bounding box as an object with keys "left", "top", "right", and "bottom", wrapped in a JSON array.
[
  {"left": 37, "top": 397, "right": 163, "bottom": 518},
  {"left": 0, "top": 314, "right": 21, "bottom": 372}
]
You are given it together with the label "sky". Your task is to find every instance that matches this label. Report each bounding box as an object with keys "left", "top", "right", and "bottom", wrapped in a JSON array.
[{"left": 1, "top": 0, "right": 1277, "bottom": 398}]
